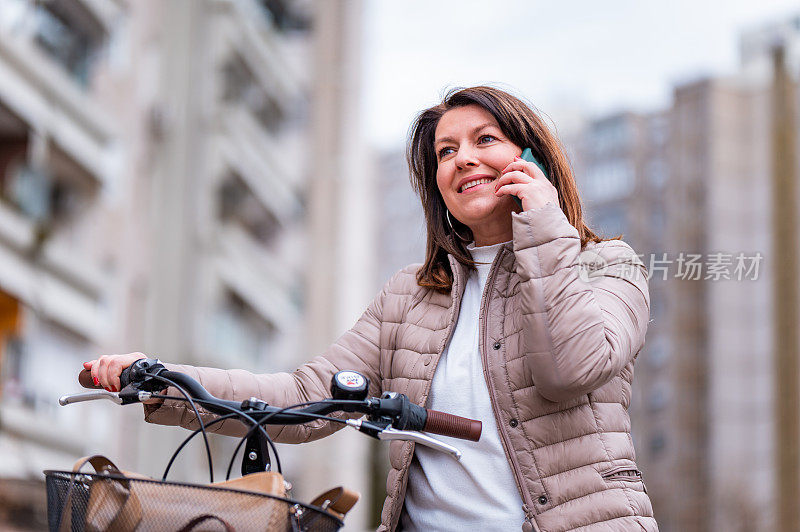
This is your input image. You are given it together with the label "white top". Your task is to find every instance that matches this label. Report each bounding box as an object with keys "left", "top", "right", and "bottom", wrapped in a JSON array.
[{"left": 400, "top": 241, "right": 525, "bottom": 531}]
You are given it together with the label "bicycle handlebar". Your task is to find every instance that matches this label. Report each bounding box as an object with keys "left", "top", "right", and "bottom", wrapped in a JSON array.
[
  {"left": 77, "top": 369, "right": 97, "bottom": 389},
  {"left": 424, "top": 409, "right": 482, "bottom": 442},
  {"left": 75, "top": 362, "right": 482, "bottom": 443}
]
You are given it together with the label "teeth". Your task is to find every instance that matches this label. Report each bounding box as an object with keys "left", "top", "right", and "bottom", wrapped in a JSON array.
[{"left": 459, "top": 178, "right": 493, "bottom": 193}]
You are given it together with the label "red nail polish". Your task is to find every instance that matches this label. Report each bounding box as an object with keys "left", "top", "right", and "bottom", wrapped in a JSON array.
[
  {"left": 93, "top": 376, "right": 99, "bottom": 386},
  {"left": 514, "top": 156, "right": 521, "bottom": 160}
]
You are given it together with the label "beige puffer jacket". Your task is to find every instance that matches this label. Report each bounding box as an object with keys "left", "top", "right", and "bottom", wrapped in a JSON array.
[{"left": 145, "top": 203, "right": 656, "bottom": 531}]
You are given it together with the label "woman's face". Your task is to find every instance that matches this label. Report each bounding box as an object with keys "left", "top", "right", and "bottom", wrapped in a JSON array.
[{"left": 434, "top": 104, "right": 522, "bottom": 245}]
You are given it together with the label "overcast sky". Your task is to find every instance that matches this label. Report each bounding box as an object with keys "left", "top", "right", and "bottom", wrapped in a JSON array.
[{"left": 361, "top": 0, "right": 799, "bottom": 151}]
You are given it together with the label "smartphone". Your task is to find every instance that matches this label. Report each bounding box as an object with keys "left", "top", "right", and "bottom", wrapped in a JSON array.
[
  {"left": 509, "top": 148, "right": 549, "bottom": 209},
  {"left": 520, "top": 147, "right": 548, "bottom": 179}
]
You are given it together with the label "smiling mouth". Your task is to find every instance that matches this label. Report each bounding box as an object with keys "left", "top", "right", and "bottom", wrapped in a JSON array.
[{"left": 459, "top": 177, "right": 495, "bottom": 193}]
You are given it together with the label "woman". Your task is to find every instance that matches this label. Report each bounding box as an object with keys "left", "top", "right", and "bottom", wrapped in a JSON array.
[{"left": 87, "top": 86, "right": 656, "bottom": 531}]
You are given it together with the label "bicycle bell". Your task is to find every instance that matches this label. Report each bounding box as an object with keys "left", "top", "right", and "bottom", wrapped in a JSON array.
[{"left": 330, "top": 371, "right": 370, "bottom": 401}]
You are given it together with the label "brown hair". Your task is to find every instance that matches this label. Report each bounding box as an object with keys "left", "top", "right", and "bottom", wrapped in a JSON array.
[{"left": 408, "top": 85, "right": 605, "bottom": 293}]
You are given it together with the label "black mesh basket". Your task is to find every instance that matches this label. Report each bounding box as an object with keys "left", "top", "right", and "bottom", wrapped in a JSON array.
[{"left": 45, "top": 470, "right": 343, "bottom": 532}]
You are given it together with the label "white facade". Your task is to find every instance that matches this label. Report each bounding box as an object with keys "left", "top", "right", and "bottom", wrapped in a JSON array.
[
  {"left": 0, "top": 0, "right": 122, "bottom": 486},
  {"left": 0, "top": 0, "right": 317, "bottom": 526},
  {"left": 376, "top": 149, "right": 425, "bottom": 284}
]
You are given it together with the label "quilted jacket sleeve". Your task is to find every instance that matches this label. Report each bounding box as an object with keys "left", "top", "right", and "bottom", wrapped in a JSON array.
[
  {"left": 142, "top": 273, "right": 399, "bottom": 440},
  {"left": 512, "top": 202, "right": 650, "bottom": 403}
]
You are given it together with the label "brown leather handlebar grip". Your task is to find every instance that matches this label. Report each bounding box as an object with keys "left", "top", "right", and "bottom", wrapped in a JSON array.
[
  {"left": 78, "top": 369, "right": 101, "bottom": 389},
  {"left": 424, "top": 410, "right": 482, "bottom": 442}
]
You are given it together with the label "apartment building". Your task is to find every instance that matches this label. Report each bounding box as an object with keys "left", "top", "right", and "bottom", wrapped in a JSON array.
[
  {"left": 571, "top": 83, "right": 775, "bottom": 532},
  {"left": 570, "top": 16, "right": 800, "bottom": 529},
  {"left": 134, "top": 0, "right": 310, "bottom": 389},
  {"left": 0, "top": 0, "right": 315, "bottom": 527},
  {"left": 125, "top": 0, "right": 313, "bottom": 485},
  {"left": 0, "top": 0, "right": 123, "bottom": 526},
  {"left": 668, "top": 73, "right": 777, "bottom": 532},
  {"left": 303, "top": 1, "right": 377, "bottom": 527},
  {"left": 662, "top": 16, "right": 800, "bottom": 530},
  {"left": 569, "top": 109, "right": 672, "bottom": 528}
]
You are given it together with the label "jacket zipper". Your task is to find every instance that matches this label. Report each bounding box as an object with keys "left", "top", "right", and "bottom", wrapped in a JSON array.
[
  {"left": 477, "top": 246, "right": 538, "bottom": 517},
  {"left": 388, "top": 256, "right": 466, "bottom": 532},
  {"left": 599, "top": 465, "right": 647, "bottom": 494},
  {"left": 599, "top": 464, "right": 645, "bottom": 482},
  {"left": 599, "top": 464, "right": 642, "bottom": 477}
]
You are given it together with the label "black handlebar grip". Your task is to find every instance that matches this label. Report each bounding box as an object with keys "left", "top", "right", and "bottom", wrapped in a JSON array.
[
  {"left": 119, "top": 364, "right": 133, "bottom": 389},
  {"left": 424, "top": 410, "right": 482, "bottom": 442},
  {"left": 78, "top": 369, "right": 100, "bottom": 389}
]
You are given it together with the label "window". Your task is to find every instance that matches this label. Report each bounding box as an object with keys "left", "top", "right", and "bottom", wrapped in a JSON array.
[
  {"left": 259, "top": 0, "right": 311, "bottom": 32},
  {"left": 590, "top": 118, "right": 632, "bottom": 155},
  {"left": 2, "top": 151, "right": 97, "bottom": 227},
  {"left": 647, "top": 336, "right": 670, "bottom": 369},
  {"left": 648, "top": 113, "right": 669, "bottom": 147},
  {"left": 33, "top": 0, "right": 105, "bottom": 88},
  {"left": 210, "top": 291, "right": 276, "bottom": 365},
  {"left": 5, "top": 314, "right": 89, "bottom": 416},
  {"left": 593, "top": 209, "right": 627, "bottom": 238},
  {"left": 218, "top": 174, "right": 280, "bottom": 246},
  {"left": 223, "top": 54, "right": 286, "bottom": 135},
  {"left": 649, "top": 204, "right": 666, "bottom": 235},
  {"left": 0, "top": 290, "right": 23, "bottom": 401},
  {"left": 7, "top": 165, "right": 52, "bottom": 221},
  {"left": 650, "top": 292, "right": 667, "bottom": 320},
  {"left": 649, "top": 432, "right": 666, "bottom": 455},
  {"left": 647, "top": 381, "right": 670, "bottom": 412},
  {"left": 584, "top": 160, "right": 635, "bottom": 202},
  {"left": 646, "top": 158, "right": 668, "bottom": 188}
]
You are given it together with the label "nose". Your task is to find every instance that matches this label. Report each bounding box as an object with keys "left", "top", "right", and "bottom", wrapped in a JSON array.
[{"left": 454, "top": 146, "right": 479, "bottom": 169}]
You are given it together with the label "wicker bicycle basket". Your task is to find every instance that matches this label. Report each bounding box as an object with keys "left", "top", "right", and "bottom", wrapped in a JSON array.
[{"left": 44, "top": 470, "right": 343, "bottom": 532}]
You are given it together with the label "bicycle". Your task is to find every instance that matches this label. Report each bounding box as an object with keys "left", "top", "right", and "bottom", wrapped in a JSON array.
[{"left": 46, "top": 358, "right": 482, "bottom": 531}]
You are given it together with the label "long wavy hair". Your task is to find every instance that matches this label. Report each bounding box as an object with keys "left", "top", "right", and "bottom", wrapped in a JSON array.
[{"left": 408, "top": 86, "right": 605, "bottom": 293}]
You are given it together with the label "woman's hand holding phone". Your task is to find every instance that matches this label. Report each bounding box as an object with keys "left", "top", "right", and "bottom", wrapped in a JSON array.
[{"left": 495, "top": 148, "right": 559, "bottom": 212}]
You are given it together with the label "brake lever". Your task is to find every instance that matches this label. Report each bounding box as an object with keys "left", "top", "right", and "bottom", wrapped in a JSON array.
[
  {"left": 379, "top": 427, "right": 462, "bottom": 460},
  {"left": 59, "top": 390, "right": 122, "bottom": 406},
  {"left": 346, "top": 419, "right": 463, "bottom": 460},
  {"left": 59, "top": 389, "right": 154, "bottom": 406}
]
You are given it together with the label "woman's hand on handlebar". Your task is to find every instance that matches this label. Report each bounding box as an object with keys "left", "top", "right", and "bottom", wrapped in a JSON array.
[
  {"left": 84, "top": 353, "right": 165, "bottom": 405},
  {"left": 85, "top": 353, "right": 146, "bottom": 393}
]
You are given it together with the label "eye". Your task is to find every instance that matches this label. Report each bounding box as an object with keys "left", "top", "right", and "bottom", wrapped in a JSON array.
[
  {"left": 438, "top": 146, "right": 455, "bottom": 159},
  {"left": 478, "top": 134, "right": 496, "bottom": 144}
]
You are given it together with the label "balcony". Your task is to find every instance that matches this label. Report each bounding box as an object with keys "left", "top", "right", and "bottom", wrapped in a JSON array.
[
  {"left": 0, "top": 316, "right": 117, "bottom": 478},
  {"left": 0, "top": 0, "right": 116, "bottom": 184},
  {"left": 212, "top": 0, "right": 306, "bottom": 97},
  {"left": 0, "top": 402, "right": 90, "bottom": 478},
  {"left": 204, "top": 287, "right": 278, "bottom": 370},
  {"left": 0, "top": 195, "right": 110, "bottom": 342},
  {"left": 216, "top": 218, "right": 297, "bottom": 304},
  {"left": 215, "top": 104, "right": 301, "bottom": 219},
  {"left": 215, "top": 219, "right": 296, "bottom": 312},
  {"left": 74, "top": 0, "right": 125, "bottom": 33}
]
